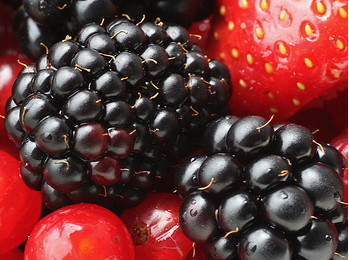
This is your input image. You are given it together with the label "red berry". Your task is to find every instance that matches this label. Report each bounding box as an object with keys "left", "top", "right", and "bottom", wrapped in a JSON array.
[
  {"left": 121, "top": 192, "right": 193, "bottom": 260},
  {"left": 0, "top": 248, "right": 24, "bottom": 260},
  {"left": 0, "top": 148, "right": 42, "bottom": 254},
  {"left": 207, "top": 0, "right": 348, "bottom": 122},
  {"left": 24, "top": 203, "right": 135, "bottom": 260}
]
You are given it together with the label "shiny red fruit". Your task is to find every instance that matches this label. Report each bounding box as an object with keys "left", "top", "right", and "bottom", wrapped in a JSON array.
[
  {"left": 24, "top": 203, "right": 135, "bottom": 260},
  {"left": 0, "top": 248, "right": 24, "bottom": 260},
  {"left": 0, "top": 148, "right": 42, "bottom": 254},
  {"left": 121, "top": 192, "right": 193, "bottom": 260}
]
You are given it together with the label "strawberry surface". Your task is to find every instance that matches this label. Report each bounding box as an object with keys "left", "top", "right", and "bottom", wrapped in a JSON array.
[{"left": 206, "top": 0, "right": 348, "bottom": 121}]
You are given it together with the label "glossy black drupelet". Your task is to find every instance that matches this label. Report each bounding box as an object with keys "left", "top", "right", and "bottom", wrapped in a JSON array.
[
  {"left": 5, "top": 17, "right": 232, "bottom": 213},
  {"left": 176, "top": 115, "right": 348, "bottom": 260},
  {"left": 15, "top": 0, "right": 215, "bottom": 61}
]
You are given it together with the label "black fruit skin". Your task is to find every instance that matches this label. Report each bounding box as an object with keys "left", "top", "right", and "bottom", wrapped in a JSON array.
[
  {"left": 15, "top": 0, "right": 215, "bottom": 61},
  {"left": 5, "top": 16, "right": 232, "bottom": 213},
  {"left": 176, "top": 115, "right": 347, "bottom": 260}
]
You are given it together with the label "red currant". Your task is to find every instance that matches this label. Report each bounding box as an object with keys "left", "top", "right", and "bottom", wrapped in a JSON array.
[
  {"left": 0, "top": 148, "right": 42, "bottom": 254},
  {"left": 0, "top": 248, "right": 23, "bottom": 260},
  {"left": 121, "top": 192, "right": 193, "bottom": 260},
  {"left": 24, "top": 203, "right": 135, "bottom": 260}
]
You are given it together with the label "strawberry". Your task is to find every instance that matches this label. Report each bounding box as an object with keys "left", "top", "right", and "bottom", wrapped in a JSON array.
[{"left": 206, "top": 0, "right": 348, "bottom": 122}]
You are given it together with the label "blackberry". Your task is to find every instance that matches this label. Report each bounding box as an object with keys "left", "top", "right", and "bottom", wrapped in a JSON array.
[
  {"left": 15, "top": 0, "right": 215, "bottom": 61},
  {"left": 5, "top": 17, "right": 232, "bottom": 212},
  {"left": 176, "top": 115, "right": 347, "bottom": 260}
]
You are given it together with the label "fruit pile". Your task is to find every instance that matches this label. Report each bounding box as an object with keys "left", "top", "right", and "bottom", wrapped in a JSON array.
[{"left": 0, "top": 0, "right": 347, "bottom": 259}]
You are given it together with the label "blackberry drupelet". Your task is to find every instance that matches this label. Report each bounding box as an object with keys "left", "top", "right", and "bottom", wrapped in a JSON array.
[
  {"left": 175, "top": 115, "right": 348, "bottom": 260},
  {"left": 5, "top": 17, "right": 232, "bottom": 213},
  {"left": 15, "top": 0, "right": 215, "bottom": 60}
]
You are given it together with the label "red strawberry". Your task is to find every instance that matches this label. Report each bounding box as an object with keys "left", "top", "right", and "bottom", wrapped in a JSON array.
[{"left": 206, "top": 0, "right": 348, "bottom": 122}]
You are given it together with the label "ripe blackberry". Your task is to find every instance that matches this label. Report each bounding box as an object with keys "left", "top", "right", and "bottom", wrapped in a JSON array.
[
  {"left": 5, "top": 17, "right": 232, "bottom": 212},
  {"left": 176, "top": 115, "right": 347, "bottom": 260},
  {"left": 15, "top": 0, "right": 215, "bottom": 61}
]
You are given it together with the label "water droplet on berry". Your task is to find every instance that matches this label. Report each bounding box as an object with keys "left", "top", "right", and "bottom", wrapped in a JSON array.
[
  {"left": 190, "top": 209, "right": 198, "bottom": 217},
  {"left": 280, "top": 191, "right": 288, "bottom": 199},
  {"left": 325, "top": 234, "right": 332, "bottom": 241},
  {"left": 246, "top": 242, "right": 257, "bottom": 255}
]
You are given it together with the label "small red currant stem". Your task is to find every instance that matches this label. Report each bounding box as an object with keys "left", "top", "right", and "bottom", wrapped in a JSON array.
[
  {"left": 57, "top": 3, "right": 67, "bottom": 10},
  {"left": 95, "top": 99, "right": 102, "bottom": 103},
  {"left": 17, "top": 59, "right": 30, "bottom": 73},
  {"left": 256, "top": 114, "right": 274, "bottom": 130},
  {"left": 198, "top": 177, "right": 215, "bottom": 190},
  {"left": 40, "top": 43, "right": 49, "bottom": 54},
  {"left": 189, "top": 34, "right": 202, "bottom": 40},
  {"left": 99, "top": 185, "right": 108, "bottom": 197},
  {"left": 338, "top": 200, "right": 348, "bottom": 205},
  {"left": 167, "top": 56, "right": 176, "bottom": 60},
  {"left": 120, "top": 76, "right": 128, "bottom": 81},
  {"left": 136, "top": 14, "right": 146, "bottom": 26},
  {"left": 62, "top": 135, "right": 70, "bottom": 148},
  {"left": 99, "top": 53, "right": 116, "bottom": 60},
  {"left": 190, "top": 106, "right": 199, "bottom": 116},
  {"left": 121, "top": 168, "right": 129, "bottom": 171},
  {"left": 0, "top": 115, "right": 5, "bottom": 119},
  {"left": 100, "top": 18, "right": 105, "bottom": 26},
  {"left": 115, "top": 194, "right": 125, "bottom": 198},
  {"left": 223, "top": 227, "right": 239, "bottom": 238},
  {"left": 135, "top": 171, "right": 151, "bottom": 175},
  {"left": 278, "top": 170, "right": 289, "bottom": 177},
  {"left": 54, "top": 161, "right": 70, "bottom": 169},
  {"left": 142, "top": 58, "right": 158, "bottom": 64},
  {"left": 74, "top": 64, "right": 91, "bottom": 72},
  {"left": 172, "top": 189, "right": 177, "bottom": 193},
  {"left": 313, "top": 140, "right": 325, "bottom": 154},
  {"left": 110, "top": 30, "right": 129, "bottom": 39},
  {"left": 334, "top": 252, "right": 345, "bottom": 258},
  {"left": 311, "top": 216, "right": 318, "bottom": 219}
]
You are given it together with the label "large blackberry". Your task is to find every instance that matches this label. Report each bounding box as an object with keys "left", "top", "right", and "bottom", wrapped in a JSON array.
[
  {"left": 4, "top": 17, "right": 232, "bottom": 212},
  {"left": 14, "top": 0, "right": 215, "bottom": 61},
  {"left": 175, "top": 115, "right": 348, "bottom": 260}
]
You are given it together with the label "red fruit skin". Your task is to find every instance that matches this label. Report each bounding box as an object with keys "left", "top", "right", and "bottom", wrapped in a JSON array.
[
  {"left": 0, "top": 2, "right": 20, "bottom": 56},
  {"left": 0, "top": 148, "right": 42, "bottom": 254},
  {"left": 188, "top": 17, "right": 212, "bottom": 50},
  {"left": 289, "top": 86, "right": 348, "bottom": 143},
  {"left": 185, "top": 243, "right": 208, "bottom": 260},
  {"left": 207, "top": 0, "right": 348, "bottom": 122},
  {"left": 331, "top": 128, "right": 348, "bottom": 202},
  {"left": 24, "top": 203, "right": 135, "bottom": 260},
  {"left": 0, "top": 248, "right": 24, "bottom": 260},
  {"left": 121, "top": 192, "right": 193, "bottom": 260}
]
